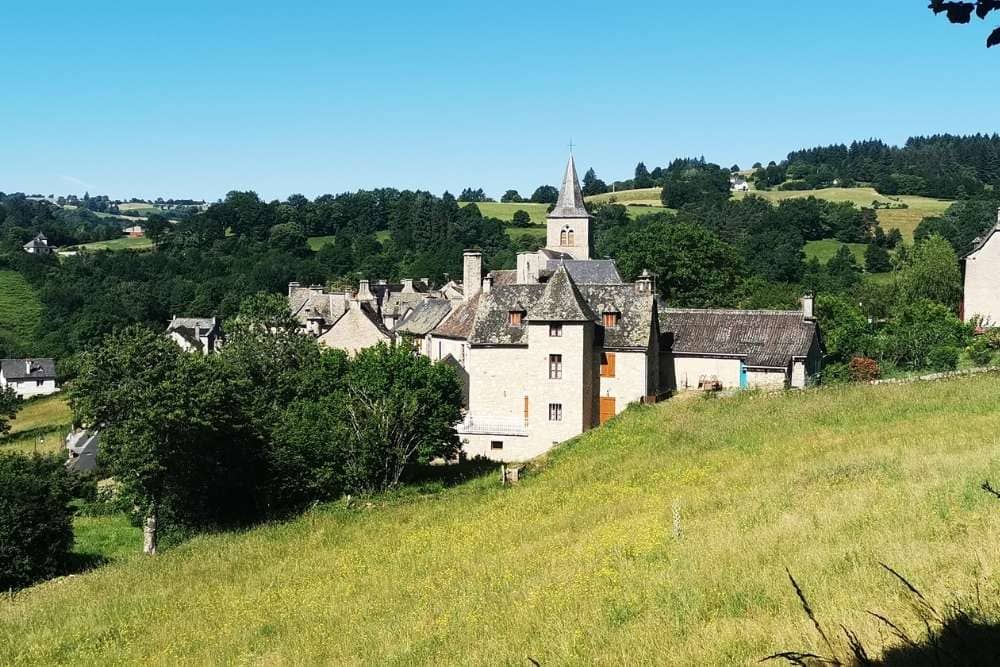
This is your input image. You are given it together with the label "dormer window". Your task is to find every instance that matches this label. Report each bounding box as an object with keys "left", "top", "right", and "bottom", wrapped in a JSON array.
[
  {"left": 603, "top": 307, "right": 620, "bottom": 328},
  {"left": 559, "top": 226, "right": 575, "bottom": 246},
  {"left": 509, "top": 310, "right": 524, "bottom": 327}
]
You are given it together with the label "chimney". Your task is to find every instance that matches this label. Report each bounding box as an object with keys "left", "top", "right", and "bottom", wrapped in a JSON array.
[
  {"left": 24, "top": 360, "right": 31, "bottom": 374},
  {"left": 357, "top": 279, "right": 374, "bottom": 302},
  {"left": 463, "top": 250, "right": 483, "bottom": 302},
  {"left": 288, "top": 281, "right": 301, "bottom": 297},
  {"left": 402, "top": 278, "right": 415, "bottom": 293},
  {"left": 482, "top": 273, "right": 493, "bottom": 294},
  {"left": 801, "top": 293, "right": 815, "bottom": 321},
  {"left": 635, "top": 269, "right": 656, "bottom": 295},
  {"left": 421, "top": 278, "right": 430, "bottom": 289}
]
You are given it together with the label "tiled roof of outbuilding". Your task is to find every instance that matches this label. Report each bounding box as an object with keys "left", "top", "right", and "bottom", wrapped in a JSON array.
[
  {"left": 548, "top": 259, "right": 622, "bottom": 284},
  {"left": 1, "top": 358, "right": 56, "bottom": 381},
  {"left": 289, "top": 287, "right": 348, "bottom": 327},
  {"left": 432, "top": 294, "right": 482, "bottom": 339},
  {"left": 659, "top": 308, "right": 818, "bottom": 369}
]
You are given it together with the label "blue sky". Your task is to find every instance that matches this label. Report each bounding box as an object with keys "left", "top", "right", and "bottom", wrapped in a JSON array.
[{"left": 1, "top": 1, "right": 998, "bottom": 201}]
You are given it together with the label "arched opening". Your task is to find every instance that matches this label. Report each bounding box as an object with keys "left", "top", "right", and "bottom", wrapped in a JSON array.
[{"left": 560, "top": 226, "right": 575, "bottom": 246}]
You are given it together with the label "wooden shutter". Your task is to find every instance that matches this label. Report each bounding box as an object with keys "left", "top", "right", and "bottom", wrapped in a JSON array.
[
  {"left": 523, "top": 396, "right": 529, "bottom": 426},
  {"left": 599, "top": 397, "right": 616, "bottom": 425},
  {"left": 600, "top": 352, "right": 616, "bottom": 378}
]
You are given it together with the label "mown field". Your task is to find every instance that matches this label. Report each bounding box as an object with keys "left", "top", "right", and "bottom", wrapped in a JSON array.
[
  {"left": 67, "top": 236, "right": 154, "bottom": 252},
  {"left": 4, "top": 375, "right": 1000, "bottom": 664},
  {"left": 803, "top": 239, "right": 869, "bottom": 265},
  {"left": 0, "top": 270, "right": 42, "bottom": 349},
  {"left": 463, "top": 201, "right": 549, "bottom": 224},
  {"left": 0, "top": 395, "right": 72, "bottom": 456}
]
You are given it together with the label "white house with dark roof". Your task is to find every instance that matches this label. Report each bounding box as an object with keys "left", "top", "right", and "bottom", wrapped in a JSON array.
[
  {"left": 962, "top": 208, "right": 1000, "bottom": 326},
  {"left": 1, "top": 358, "right": 58, "bottom": 398},
  {"left": 23, "top": 233, "right": 54, "bottom": 255},
  {"left": 166, "top": 317, "right": 222, "bottom": 354}
]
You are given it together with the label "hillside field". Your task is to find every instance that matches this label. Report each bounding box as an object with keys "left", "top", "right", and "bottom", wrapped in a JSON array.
[
  {"left": 0, "top": 395, "right": 72, "bottom": 456},
  {"left": 462, "top": 202, "right": 549, "bottom": 224},
  {"left": 67, "top": 236, "right": 154, "bottom": 252},
  {"left": 803, "top": 239, "right": 868, "bottom": 265},
  {"left": 4, "top": 376, "right": 1000, "bottom": 663},
  {"left": 0, "top": 270, "right": 42, "bottom": 350}
]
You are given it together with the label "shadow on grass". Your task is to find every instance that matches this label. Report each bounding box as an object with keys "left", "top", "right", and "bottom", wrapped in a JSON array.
[
  {"left": 401, "top": 457, "right": 498, "bottom": 489},
  {"left": 766, "top": 564, "right": 1000, "bottom": 666}
]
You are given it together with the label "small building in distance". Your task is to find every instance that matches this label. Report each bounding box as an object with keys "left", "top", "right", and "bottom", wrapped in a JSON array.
[
  {"left": 123, "top": 225, "right": 145, "bottom": 238},
  {"left": 0, "top": 358, "right": 59, "bottom": 398},
  {"left": 166, "top": 317, "right": 222, "bottom": 354},
  {"left": 23, "top": 233, "right": 54, "bottom": 255},
  {"left": 962, "top": 208, "right": 1000, "bottom": 326},
  {"left": 66, "top": 429, "right": 100, "bottom": 474},
  {"left": 730, "top": 175, "right": 750, "bottom": 192}
]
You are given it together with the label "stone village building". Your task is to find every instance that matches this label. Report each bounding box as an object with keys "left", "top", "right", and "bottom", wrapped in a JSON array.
[
  {"left": 961, "top": 208, "right": 1000, "bottom": 327},
  {"left": 289, "top": 156, "right": 824, "bottom": 461}
]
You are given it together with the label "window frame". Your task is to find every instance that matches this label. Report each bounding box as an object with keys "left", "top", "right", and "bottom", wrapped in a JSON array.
[
  {"left": 548, "top": 403, "right": 563, "bottom": 422},
  {"left": 508, "top": 310, "right": 524, "bottom": 327},
  {"left": 603, "top": 312, "right": 620, "bottom": 328},
  {"left": 600, "top": 351, "right": 616, "bottom": 378},
  {"left": 490, "top": 440, "right": 504, "bottom": 450},
  {"left": 548, "top": 354, "right": 563, "bottom": 380},
  {"left": 549, "top": 324, "right": 563, "bottom": 337}
]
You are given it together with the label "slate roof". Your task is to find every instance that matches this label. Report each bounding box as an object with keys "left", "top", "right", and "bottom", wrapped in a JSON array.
[
  {"left": 432, "top": 294, "right": 482, "bottom": 339},
  {"left": 394, "top": 299, "right": 453, "bottom": 336},
  {"left": 289, "top": 286, "right": 348, "bottom": 327},
  {"left": 965, "top": 209, "right": 1000, "bottom": 258},
  {"left": 489, "top": 270, "right": 518, "bottom": 286},
  {"left": 528, "top": 266, "right": 595, "bottom": 322},
  {"left": 467, "top": 269, "right": 656, "bottom": 349},
  {"left": 166, "top": 317, "right": 220, "bottom": 352},
  {"left": 546, "top": 259, "right": 622, "bottom": 284},
  {"left": 23, "top": 233, "right": 50, "bottom": 250},
  {"left": 1, "top": 358, "right": 56, "bottom": 381},
  {"left": 548, "top": 155, "right": 591, "bottom": 219},
  {"left": 659, "top": 308, "right": 819, "bottom": 369}
]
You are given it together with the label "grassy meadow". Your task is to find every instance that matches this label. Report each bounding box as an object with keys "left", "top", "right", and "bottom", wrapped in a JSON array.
[
  {"left": 0, "top": 270, "right": 42, "bottom": 348},
  {"left": 803, "top": 239, "right": 869, "bottom": 265},
  {"left": 4, "top": 376, "right": 1000, "bottom": 663},
  {"left": 68, "top": 236, "right": 154, "bottom": 252},
  {"left": 463, "top": 201, "right": 549, "bottom": 224},
  {"left": 0, "top": 395, "right": 72, "bottom": 456}
]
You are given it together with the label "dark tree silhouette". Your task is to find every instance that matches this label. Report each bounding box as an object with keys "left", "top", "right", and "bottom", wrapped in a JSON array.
[{"left": 930, "top": 1, "right": 1000, "bottom": 47}]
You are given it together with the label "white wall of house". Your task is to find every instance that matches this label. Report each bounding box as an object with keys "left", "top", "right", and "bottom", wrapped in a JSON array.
[
  {"left": 671, "top": 356, "right": 742, "bottom": 390},
  {"left": 5, "top": 379, "right": 59, "bottom": 399},
  {"left": 317, "top": 305, "right": 391, "bottom": 356},
  {"left": 747, "top": 368, "right": 788, "bottom": 390},
  {"left": 595, "top": 349, "right": 649, "bottom": 416},
  {"left": 964, "top": 231, "right": 1000, "bottom": 325},
  {"left": 427, "top": 335, "right": 468, "bottom": 366}
]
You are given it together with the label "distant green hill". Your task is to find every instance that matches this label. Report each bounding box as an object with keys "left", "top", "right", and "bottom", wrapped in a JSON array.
[
  {"left": 0, "top": 270, "right": 42, "bottom": 353},
  {"left": 4, "top": 375, "right": 1000, "bottom": 663}
]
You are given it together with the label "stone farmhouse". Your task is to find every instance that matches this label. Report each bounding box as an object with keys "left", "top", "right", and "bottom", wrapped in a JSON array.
[
  {"left": 23, "top": 232, "right": 54, "bottom": 255},
  {"left": 166, "top": 317, "right": 222, "bottom": 354},
  {"left": 961, "top": 208, "right": 1000, "bottom": 326},
  {"left": 289, "top": 156, "right": 824, "bottom": 461},
  {"left": 0, "top": 358, "right": 59, "bottom": 398}
]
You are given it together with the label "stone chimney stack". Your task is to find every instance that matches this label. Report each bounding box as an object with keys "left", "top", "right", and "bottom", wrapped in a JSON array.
[
  {"left": 801, "top": 293, "right": 815, "bottom": 321},
  {"left": 288, "top": 281, "right": 301, "bottom": 297},
  {"left": 24, "top": 360, "right": 31, "bottom": 375},
  {"left": 402, "top": 278, "right": 415, "bottom": 293},
  {"left": 463, "top": 250, "right": 483, "bottom": 302},
  {"left": 357, "top": 279, "right": 374, "bottom": 302},
  {"left": 635, "top": 269, "right": 656, "bottom": 295},
  {"left": 482, "top": 273, "right": 493, "bottom": 294}
]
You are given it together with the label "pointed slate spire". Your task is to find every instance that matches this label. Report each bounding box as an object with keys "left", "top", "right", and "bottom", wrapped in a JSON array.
[
  {"left": 528, "top": 265, "right": 595, "bottom": 322},
  {"left": 548, "top": 155, "right": 590, "bottom": 219}
]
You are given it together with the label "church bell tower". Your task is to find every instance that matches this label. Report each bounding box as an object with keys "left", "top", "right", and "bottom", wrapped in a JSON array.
[{"left": 545, "top": 155, "right": 592, "bottom": 260}]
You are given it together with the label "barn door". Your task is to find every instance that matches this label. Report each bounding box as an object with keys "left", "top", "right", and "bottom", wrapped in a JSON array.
[{"left": 599, "top": 397, "right": 616, "bottom": 425}]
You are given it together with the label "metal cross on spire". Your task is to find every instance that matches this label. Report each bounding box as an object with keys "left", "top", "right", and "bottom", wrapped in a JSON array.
[{"left": 568, "top": 139, "right": 575, "bottom": 154}]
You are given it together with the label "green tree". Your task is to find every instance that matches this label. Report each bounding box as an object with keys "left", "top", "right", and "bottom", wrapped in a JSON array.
[
  {"left": 930, "top": 1, "right": 1000, "bottom": 47},
  {"left": 815, "top": 294, "right": 871, "bottom": 364},
  {"left": 500, "top": 190, "right": 522, "bottom": 203},
  {"left": 827, "top": 245, "right": 862, "bottom": 290},
  {"left": 340, "top": 344, "right": 462, "bottom": 491},
  {"left": 511, "top": 210, "right": 532, "bottom": 228},
  {"left": 530, "top": 185, "right": 559, "bottom": 204},
  {"left": 660, "top": 163, "right": 731, "bottom": 208},
  {"left": 71, "top": 326, "right": 241, "bottom": 554},
  {"left": 0, "top": 453, "right": 73, "bottom": 590},
  {"left": 882, "top": 300, "right": 970, "bottom": 371},
  {"left": 864, "top": 243, "right": 892, "bottom": 273},
  {"left": 144, "top": 214, "right": 170, "bottom": 246},
  {"left": 634, "top": 162, "right": 653, "bottom": 189},
  {"left": 268, "top": 222, "right": 308, "bottom": 254},
  {"left": 582, "top": 168, "right": 608, "bottom": 196},
  {"left": 608, "top": 216, "right": 747, "bottom": 307},
  {"left": 897, "top": 235, "right": 962, "bottom": 309}
]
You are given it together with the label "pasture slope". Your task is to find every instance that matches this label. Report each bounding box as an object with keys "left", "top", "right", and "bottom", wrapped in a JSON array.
[
  {"left": 4, "top": 375, "right": 1000, "bottom": 664},
  {"left": 0, "top": 270, "right": 42, "bottom": 350}
]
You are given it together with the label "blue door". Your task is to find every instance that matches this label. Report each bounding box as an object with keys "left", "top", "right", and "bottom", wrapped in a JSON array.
[{"left": 739, "top": 362, "right": 749, "bottom": 389}]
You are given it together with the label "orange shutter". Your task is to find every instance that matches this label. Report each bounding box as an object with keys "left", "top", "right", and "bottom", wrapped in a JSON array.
[
  {"left": 523, "top": 396, "right": 529, "bottom": 426},
  {"left": 599, "top": 397, "right": 616, "bottom": 424},
  {"left": 600, "top": 352, "right": 616, "bottom": 378}
]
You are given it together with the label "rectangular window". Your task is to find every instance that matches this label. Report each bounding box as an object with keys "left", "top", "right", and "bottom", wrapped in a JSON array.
[
  {"left": 509, "top": 311, "right": 523, "bottom": 327},
  {"left": 548, "top": 403, "right": 563, "bottom": 421},
  {"left": 549, "top": 324, "right": 562, "bottom": 337},
  {"left": 600, "top": 351, "right": 616, "bottom": 378},
  {"left": 603, "top": 312, "right": 620, "bottom": 328},
  {"left": 548, "top": 354, "right": 562, "bottom": 379},
  {"left": 491, "top": 440, "right": 504, "bottom": 450}
]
